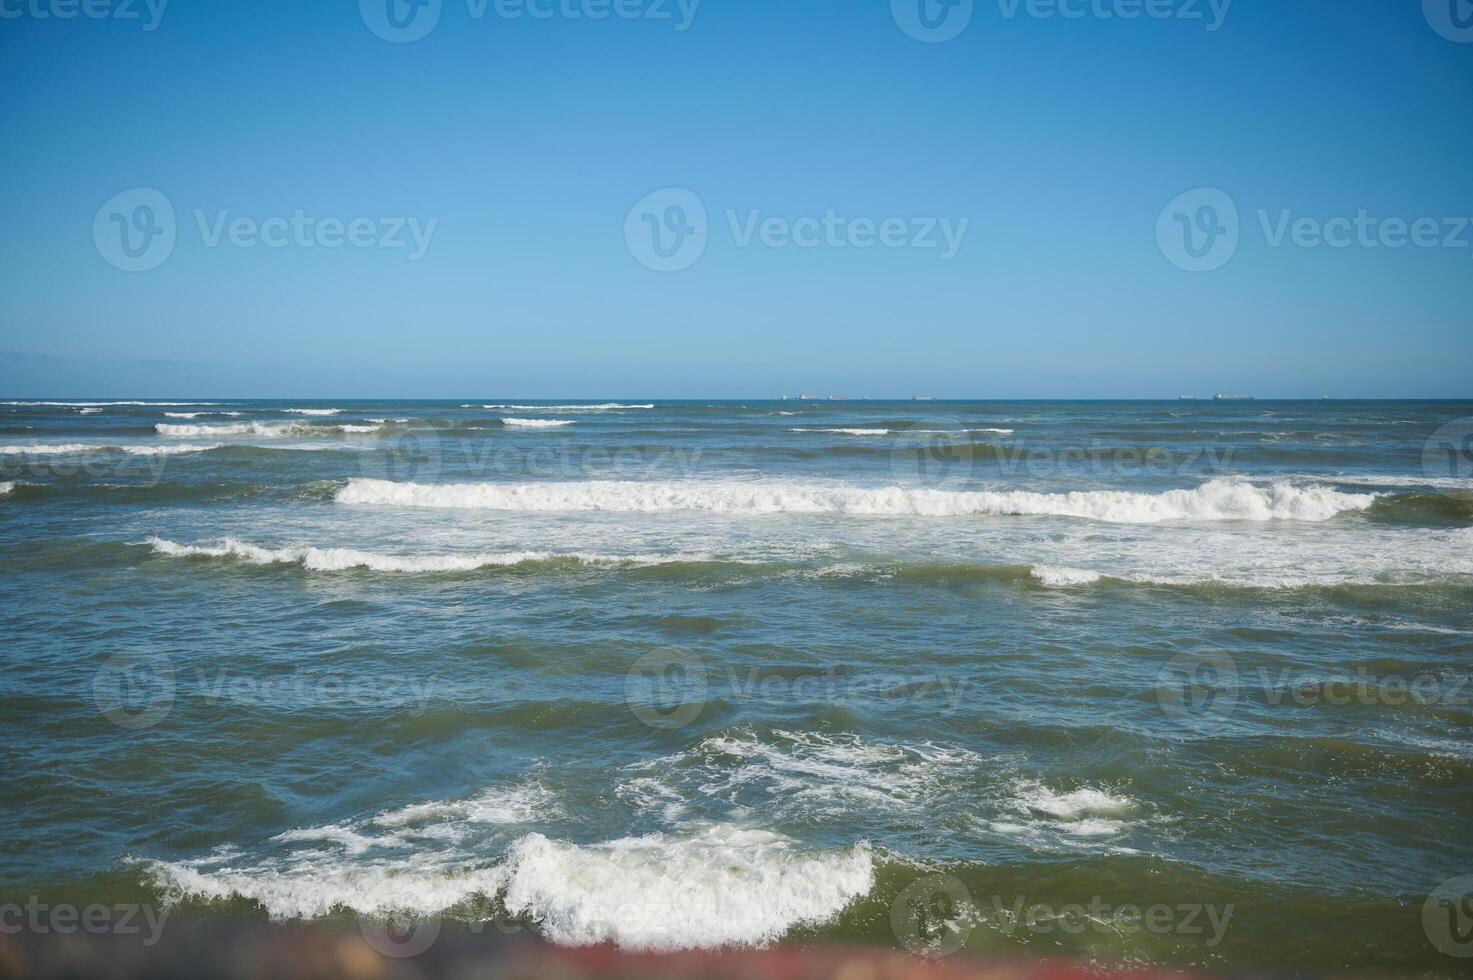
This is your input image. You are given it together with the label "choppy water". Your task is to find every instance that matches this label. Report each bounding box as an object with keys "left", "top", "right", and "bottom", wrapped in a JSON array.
[{"left": 2, "top": 399, "right": 1471, "bottom": 972}]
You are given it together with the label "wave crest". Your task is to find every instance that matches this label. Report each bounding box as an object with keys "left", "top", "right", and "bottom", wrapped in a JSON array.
[
  {"left": 336, "top": 478, "right": 1376, "bottom": 524},
  {"left": 156, "top": 421, "right": 385, "bottom": 438},
  {"left": 500, "top": 826, "right": 872, "bottom": 950}
]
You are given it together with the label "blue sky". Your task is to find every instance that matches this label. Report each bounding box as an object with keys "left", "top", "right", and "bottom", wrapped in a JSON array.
[{"left": 1, "top": 0, "right": 1470, "bottom": 398}]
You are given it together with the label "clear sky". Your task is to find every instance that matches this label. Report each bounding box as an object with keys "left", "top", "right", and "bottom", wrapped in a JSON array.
[{"left": 2, "top": 0, "right": 1470, "bottom": 398}]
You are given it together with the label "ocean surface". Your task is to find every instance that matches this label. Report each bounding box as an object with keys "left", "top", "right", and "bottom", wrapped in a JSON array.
[{"left": 2, "top": 399, "right": 1471, "bottom": 973}]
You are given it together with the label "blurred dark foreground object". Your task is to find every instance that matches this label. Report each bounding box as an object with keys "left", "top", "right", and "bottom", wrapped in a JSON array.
[{"left": 0, "top": 920, "right": 1197, "bottom": 980}]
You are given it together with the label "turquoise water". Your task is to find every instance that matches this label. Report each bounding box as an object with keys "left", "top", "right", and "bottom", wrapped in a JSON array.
[{"left": 2, "top": 399, "right": 1471, "bottom": 973}]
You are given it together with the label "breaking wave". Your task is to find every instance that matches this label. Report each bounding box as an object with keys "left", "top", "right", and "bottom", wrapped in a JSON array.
[
  {"left": 1029, "top": 565, "right": 1102, "bottom": 587},
  {"left": 497, "top": 825, "right": 872, "bottom": 950},
  {"left": 156, "top": 421, "right": 387, "bottom": 438},
  {"left": 143, "top": 537, "right": 727, "bottom": 573},
  {"left": 336, "top": 478, "right": 1377, "bottom": 524},
  {"left": 472, "top": 404, "right": 655, "bottom": 411},
  {"left": 0, "top": 443, "right": 221, "bottom": 456},
  {"left": 1, "top": 401, "right": 218, "bottom": 407}
]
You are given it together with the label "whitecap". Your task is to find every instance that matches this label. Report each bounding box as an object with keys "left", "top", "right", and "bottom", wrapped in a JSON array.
[
  {"left": 336, "top": 477, "right": 1377, "bottom": 524},
  {"left": 479, "top": 404, "right": 654, "bottom": 411},
  {"left": 499, "top": 825, "right": 872, "bottom": 950},
  {"left": 156, "top": 421, "right": 384, "bottom": 438},
  {"left": 144, "top": 537, "right": 717, "bottom": 573},
  {"left": 1030, "top": 565, "right": 1102, "bottom": 587}
]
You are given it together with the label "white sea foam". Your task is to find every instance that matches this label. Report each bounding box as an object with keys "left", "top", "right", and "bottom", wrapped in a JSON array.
[
  {"left": 336, "top": 478, "right": 1377, "bottom": 524},
  {"left": 141, "top": 782, "right": 554, "bottom": 919},
  {"left": 0, "top": 443, "right": 100, "bottom": 455},
  {"left": 78, "top": 408, "right": 102, "bottom": 414},
  {"left": 476, "top": 404, "right": 654, "bottom": 411},
  {"left": 1275, "top": 473, "right": 1473, "bottom": 490},
  {"left": 1013, "top": 782, "right": 1136, "bottom": 819},
  {"left": 621, "top": 730, "right": 981, "bottom": 824},
  {"left": 994, "top": 780, "right": 1140, "bottom": 839},
  {"left": 123, "top": 443, "right": 224, "bottom": 456},
  {"left": 498, "top": 825, "right": 873, "bottom": 950},
  {"left": 143, "top": 851, "right": 509, "bottom": 921},
  {"left": 156, "top": 421, "right": 385, "bottom": 438},
  {"left": 1, "top": 401, "right": 217, "bottom": 407},
  {"left": 283, "top": 408, "right": 342, "bottom": 416},
  {"left": 374, "top": 786, "right": 554, "bottom": 828},
  {"left": 141, "top": 783, "right": 871, "bottom": 950},
  {"left": 502, "top": 418, "right": 575, "bottom": 428},
  {"left": 0, "top": 442, "right": 223, "bottom": 457},
  {"left": 164, "top": 411, "right": 244, "bottom": 418},
  {"left": 144, "top": 537, "right": 711, "bottom": 573},
  {"left": 147, "top": 537, "right": 558, "bottom": 572},
  {"left": 1030, "top": 565, "right": 1102, "bottom": 587},
  {"left": 791, "top": 427, "right": 1013, "bottom": 437},
  {"left": 0, "top": 482, "right": 13, "bottom": 496},
  {"left": 1001, "top": 784, "right": 1137, "bottom": 837}
]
